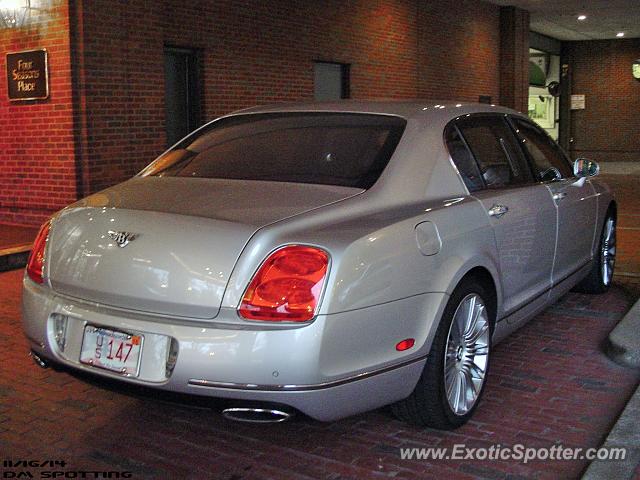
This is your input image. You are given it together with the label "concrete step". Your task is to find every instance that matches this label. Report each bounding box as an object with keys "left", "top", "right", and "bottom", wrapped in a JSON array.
[
  {"left": 0, "top": 244, "right": 31, "bottom": 272},
  {"left": 608, "top": 298, "right": 640, "bottom": 369},
  {"left": 0, "top": 223, "right": 38, "bottom": 272},
  {"left": 582, "top": 383, "right": 640, "bottom": 479},
  {"left": 582, "top": 298, "right": 640, "bottom": 479}
]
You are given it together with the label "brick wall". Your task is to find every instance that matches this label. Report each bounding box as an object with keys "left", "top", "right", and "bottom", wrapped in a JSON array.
[
  {"left": 1, "top": 0, "right": 527, "bottom": 225},
  {"left": 418, "top": 0, "right": 501, "bottom": 103},
  {"left": 0, "top": 1, "right": 76, "bottom": 226},
  {"left": 77, "top": 0, "right": 424, "bottom": 194},
  {"left": 77, "top": 0, "right": 511, "bottom": 194},
  {"left": 564, "top": 38, "right": 640, "bottom": 163}
]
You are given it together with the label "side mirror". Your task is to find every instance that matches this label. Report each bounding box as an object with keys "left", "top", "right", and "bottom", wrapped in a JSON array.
[{"left": 573, "top": 158, "right": 600, "bottom": 178}]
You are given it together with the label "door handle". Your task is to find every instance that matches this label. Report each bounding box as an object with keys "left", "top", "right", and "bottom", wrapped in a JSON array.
[
  {"left": 553, "top": 192, "right": 567, "bottom": 201},
  {"left": 488, "top": 204, "right": 509, "bottom": 218}
]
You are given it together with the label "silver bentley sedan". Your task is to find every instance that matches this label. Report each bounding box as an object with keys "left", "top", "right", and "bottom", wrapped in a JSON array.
[{"left": 22, "top": 101, "right": 616, "bottom": 429}]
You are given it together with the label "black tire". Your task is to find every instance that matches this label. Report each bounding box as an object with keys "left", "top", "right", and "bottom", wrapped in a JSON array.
[
  {"left": 391, "top": 279, "right": 494, "bottom": 429},
  {"left": 574, "top": 209, "right": 616, "bottom": 294}
]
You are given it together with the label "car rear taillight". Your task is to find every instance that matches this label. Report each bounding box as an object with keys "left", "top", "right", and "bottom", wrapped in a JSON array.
[
  {"left": 239, "top": 245, "right": 329, "bottom": 322},
  {"left": 26, "top": 220, "right": 52, "bottom": 284}
]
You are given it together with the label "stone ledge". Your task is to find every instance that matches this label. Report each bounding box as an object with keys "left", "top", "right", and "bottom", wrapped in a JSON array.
[
  {"left": 607, "top": 298, "right": 640, "bottom": 369},
  {"left": 582, "top": 384, "right": 640, "bottom": 480}
]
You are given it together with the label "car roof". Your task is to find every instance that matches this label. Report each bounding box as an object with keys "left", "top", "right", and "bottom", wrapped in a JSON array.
[{"left": 229, "top": 100, "right": 523, "bottom": 123}]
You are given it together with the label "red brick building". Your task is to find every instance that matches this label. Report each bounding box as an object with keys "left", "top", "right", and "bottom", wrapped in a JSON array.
[
  {"left": 3, "top": 1, "right": 637, "bottom": 228},
  {"left": 563, "top": 38, "right": 640, "bottom": 165},
  {"left": 0, "top": 0, "right": 534, "bottom": 226}
]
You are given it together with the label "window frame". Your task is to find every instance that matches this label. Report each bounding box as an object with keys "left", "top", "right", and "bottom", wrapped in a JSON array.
[
  {"left": 448, "top": 113, "right": 538, "bottom": 191},
  {"left": 443, "top": 122, "right": 486, "bottom": 192}
]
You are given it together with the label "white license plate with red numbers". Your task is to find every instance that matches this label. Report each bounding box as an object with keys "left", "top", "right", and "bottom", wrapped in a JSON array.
[{"left": 80, "top": 326, "right": 143, "bottom": 376}]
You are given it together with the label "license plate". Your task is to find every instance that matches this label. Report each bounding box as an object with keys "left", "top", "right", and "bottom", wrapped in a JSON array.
[{"left": 80, "top": 326, "right": 143, "bottom": 376}]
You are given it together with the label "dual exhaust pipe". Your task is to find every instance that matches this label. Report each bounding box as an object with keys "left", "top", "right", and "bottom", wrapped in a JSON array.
[{"left": 30, "top": 351, "right": 293, "bottom": 423}]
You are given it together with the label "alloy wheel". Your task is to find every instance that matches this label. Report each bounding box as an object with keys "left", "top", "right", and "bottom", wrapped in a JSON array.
[
  {"left": 444, "top": 294, "right": 490, "bottom": 416},
  {"left": 601, "top": 216, "right": 616, "bottom": 286}
]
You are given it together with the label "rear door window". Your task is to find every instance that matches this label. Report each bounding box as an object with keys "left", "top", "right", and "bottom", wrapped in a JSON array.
[
  {"left": 141, "top": 113, "right": 406, "bottom": 189},
  {"left": 456, "top": 115, "right": 534, "bottom": 188}
]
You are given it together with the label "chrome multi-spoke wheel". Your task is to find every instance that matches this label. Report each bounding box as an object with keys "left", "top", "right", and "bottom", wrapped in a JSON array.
[
  {"left": 444, "top": 294, "right": 490, "bottom": 416},
  {"left": 391, "top": 281, "right": 493, "bottom": 428},
  {"left": 601, "top": 216, "right": 616, "bottom": 286},
  {"left": 575, "top": 210, "right": 617, "bottom": 294}
]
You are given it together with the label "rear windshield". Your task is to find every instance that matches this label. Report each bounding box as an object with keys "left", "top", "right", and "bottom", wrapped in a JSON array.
[{"left": 141, "top": 112, "right": 406, "bottom": 189}]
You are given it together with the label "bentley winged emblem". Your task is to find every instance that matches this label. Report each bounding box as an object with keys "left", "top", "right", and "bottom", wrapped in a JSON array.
[{"left": 108, "top": 230, "right": 138, "bottom": 248}]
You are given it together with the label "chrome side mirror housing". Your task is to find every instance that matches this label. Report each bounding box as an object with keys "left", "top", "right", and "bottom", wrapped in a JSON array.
[{"left": 573, "top": 158, "right": 600, "bottom": 178}]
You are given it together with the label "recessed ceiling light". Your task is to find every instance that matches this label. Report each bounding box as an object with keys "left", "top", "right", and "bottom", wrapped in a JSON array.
[
  {"left": 616, "top": 32, "right": 625, "bottom": 37},
  {"left": 577, "top": 15, "right": 587, "bottom": 21}
]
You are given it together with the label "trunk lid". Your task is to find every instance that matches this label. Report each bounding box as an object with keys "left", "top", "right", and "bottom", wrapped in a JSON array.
[{"left": 46, "top": 177, "right": 361, "bottom": 319}]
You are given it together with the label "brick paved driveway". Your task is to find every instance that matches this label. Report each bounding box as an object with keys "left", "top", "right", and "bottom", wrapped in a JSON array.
[{"left": 1, "top": 266, "right": 638, "bottom": 480}]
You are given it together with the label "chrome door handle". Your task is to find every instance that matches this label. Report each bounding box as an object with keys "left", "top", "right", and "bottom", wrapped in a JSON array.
[
  {"left": 553, "top": 192, "right": 567, "bottom": 201},
  {"left": 488, "top": 204, "right": 509, "bottom": 218}
]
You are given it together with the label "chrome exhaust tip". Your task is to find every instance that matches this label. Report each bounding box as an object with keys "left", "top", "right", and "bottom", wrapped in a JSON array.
[
  {"left": 29, "top": 350, "right": 49, "bottom": 369},
  {"left": 222, "top": 407, "right": 293, "bottom": 423}
]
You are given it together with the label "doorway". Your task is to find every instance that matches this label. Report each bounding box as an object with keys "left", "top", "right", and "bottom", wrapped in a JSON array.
[
  {"left": 164, "top": 47, "right": 201, "bottom": 147},
  {"left": 528, "top": 48, "right": 560, "bottom": 141},
  {"left": 313, "top": 61, "right": 350, "bottom": 101}
]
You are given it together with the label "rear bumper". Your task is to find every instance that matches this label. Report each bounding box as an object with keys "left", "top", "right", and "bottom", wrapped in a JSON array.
[{"left": 22, "top": 277, "right": 446, "bottom": 421}]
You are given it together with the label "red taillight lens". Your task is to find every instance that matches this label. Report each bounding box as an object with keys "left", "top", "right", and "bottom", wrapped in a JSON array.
[
  {"left": 239, "top": 245, "right": 329, "bottom": 322},
  {"left": 26, "top": 220, "right": 52, "bottom": 284}
]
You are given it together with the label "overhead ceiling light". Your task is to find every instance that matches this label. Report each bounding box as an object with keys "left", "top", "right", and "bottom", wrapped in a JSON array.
[
  {"left": 616, "top": 32, "right": 625, "bottom": 37},
  {"left": 577, "top": 15, "right": 587, "bottom": 21}
]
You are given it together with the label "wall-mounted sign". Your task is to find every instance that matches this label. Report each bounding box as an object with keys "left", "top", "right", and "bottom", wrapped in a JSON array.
[
  {"left": 6, "top": 48, "right": 49, "bottom": 101},
  {"left": 633, "top": 59, "right": 640, "bottom": 81},
  {"left": 571, "top": 94, "right": 586, "bottom": 110}
]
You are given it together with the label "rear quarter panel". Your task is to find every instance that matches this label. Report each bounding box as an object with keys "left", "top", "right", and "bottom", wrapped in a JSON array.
[
  {"left": 222, "top": 196, "right": 500, "bottom": 315},
  {"left": 219, "top": 192, "right": 502, "bottom": 381}
]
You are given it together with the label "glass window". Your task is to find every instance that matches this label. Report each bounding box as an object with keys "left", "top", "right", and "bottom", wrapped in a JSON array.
[
  {"left": 445, "top": 124, "right": 484, "bottom": 192},
  {"left": 457, "top": 116, "right": 534, "bottom": 188},
  {"left": 141, "top": 113, "right": 406, "bottom": 190},
  {"left": 510, "top": 117, "right": 573, "bottom": 181}
]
